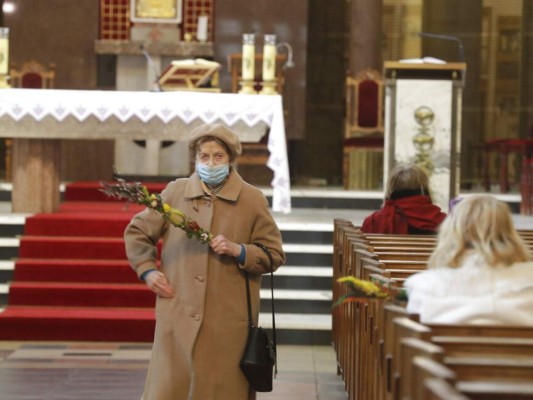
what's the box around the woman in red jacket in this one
[362,164,446,234]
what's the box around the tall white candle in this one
[196,15,208,42]
[242,34,255,81]
[262,34,276,81]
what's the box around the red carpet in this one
[0,181,168,342]
[13,259,154,283]
[63,181,167,202]
[24,212,137,237]
[9,282,156,307]
[0,306,155,341]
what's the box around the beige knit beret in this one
[188,123,242,158]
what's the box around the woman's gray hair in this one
[385,164,430,199]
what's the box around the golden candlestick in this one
[259,80,277,95]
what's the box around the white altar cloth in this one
[0,89,291,213]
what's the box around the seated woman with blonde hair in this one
[405,194,533,325]
[362,164,446,234]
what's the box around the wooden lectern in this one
[383,61,466,211]
[158,59,221,92]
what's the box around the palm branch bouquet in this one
[334,276,407,307]
[100,177,213,245]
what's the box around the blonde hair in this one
[428,194,531,268]
[385,164,430,199]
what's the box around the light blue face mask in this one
[196,162,229,186]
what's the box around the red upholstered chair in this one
[10,60,55,89]
[5,61,55,181]
[343,69,384,189]
[483,138,533,193]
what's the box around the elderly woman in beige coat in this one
[124,123,285,400]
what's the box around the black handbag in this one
[239,242,277,392]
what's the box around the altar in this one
[0,89,291,213]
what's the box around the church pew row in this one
[413,356,533,400]
[393,317,533,400]
[333,224,427,398]
[331,219,533,400]
[333,221,438,399]
[355,303,533,400]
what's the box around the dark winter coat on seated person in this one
[361,164,446,234]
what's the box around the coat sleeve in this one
[240,194,285,275]
[124,207,169,279]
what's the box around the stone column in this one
[348,0,383,76]
[520,1,533,136]
[422,0,482,185]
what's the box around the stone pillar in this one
[520,1,533,137]
[12,139,60,213]
[0,0,4,26]
[348,0,383,76]
[422,0,482,185]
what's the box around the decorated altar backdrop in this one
[0,89,291,213]
[394,80,453,211]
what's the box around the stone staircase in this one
[0,215,337,344]
[0,184,525,345]
[0,185,375,345]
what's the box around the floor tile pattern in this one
[0,342,347,400]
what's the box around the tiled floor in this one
[0,341,347,400]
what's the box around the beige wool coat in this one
[124,168,285,400]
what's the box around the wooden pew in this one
[371,245,435,253]
[413,355,533,400]
[332,227,533,400]
[332,219,359,388]
[391,318,432,399]
[433,336,533,358]
[394,318,533,400]
[343,234,434,399]
[382,305,411,400]
[411,356,456,400]
[424,378,469,400]
[445,356,533,382]
[400,337,445,399]
[360,258,427,283]
[457,380,533,399]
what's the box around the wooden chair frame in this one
[10,60,55,89]
[343,68,385,190]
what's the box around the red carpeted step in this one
[64,181,167,202]
[58,201,145,214]
[24,212,136,237]
[5,180,176,342]
[18,236,163,259]
[0,306,155,341]
[14,259,143,283]
[9,282,156,308]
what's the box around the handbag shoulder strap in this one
[244,242,277,375]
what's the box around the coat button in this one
[196,276,204,282]
[192,314,201,321]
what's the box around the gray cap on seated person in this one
[188,123,242,158]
